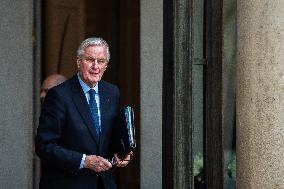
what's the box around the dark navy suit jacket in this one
[35,75,120,189]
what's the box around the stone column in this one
[140,0,163,188]
[237,0,284,188]
[0,1,35,189]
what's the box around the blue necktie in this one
[88,89,101,135]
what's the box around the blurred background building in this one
[0,0,283,189]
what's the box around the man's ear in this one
[77,59,81,69]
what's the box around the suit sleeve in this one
[35,88,82,173]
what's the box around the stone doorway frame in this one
[162,0,224,188]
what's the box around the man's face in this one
[40,79,55,103]
[40,86,49,104]
[77,45,108,88]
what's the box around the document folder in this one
[116,106,136,158]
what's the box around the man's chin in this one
[89,78,101,85]
[90,75,100,80]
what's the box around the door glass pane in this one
[223,0,237,188]
[192,0,205,188]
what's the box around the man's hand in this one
[84,155,112,172]
[114,151,133,167]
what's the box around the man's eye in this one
[86,58,93,62]
[97,60,105,64]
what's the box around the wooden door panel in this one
[44,0,85,78]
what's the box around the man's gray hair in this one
[77,37,110,62]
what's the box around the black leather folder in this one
[115,106,136,158]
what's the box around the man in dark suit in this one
[35,37,131,189]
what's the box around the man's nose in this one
[92,61,100,68]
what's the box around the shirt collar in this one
[77,73,98,94]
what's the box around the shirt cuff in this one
[79,154,86,169]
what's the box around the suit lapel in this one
[98,82,111,148]
[71,76,100,146]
